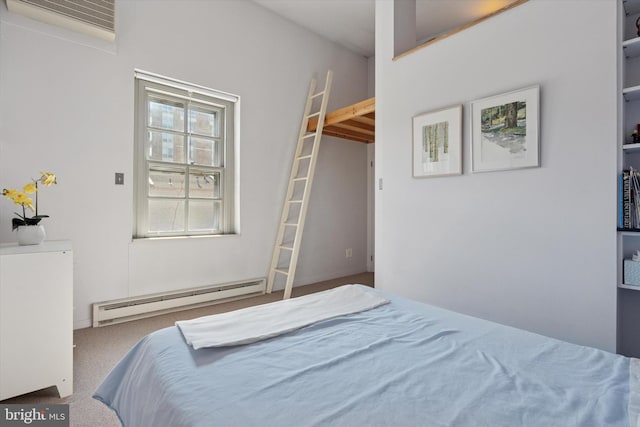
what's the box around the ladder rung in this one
[274,268,289,275]
[279,245,293,251]
[303,133,316,139]
[311,91,325,99]
[297,155,312,160]
[306,112,321,119]
[283,222,299,226]
[288,200,302,203]
[293,177,308,182]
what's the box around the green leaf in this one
[23,217,42,226]
[11,218,26,231]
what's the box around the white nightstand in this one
[0,240,73,400]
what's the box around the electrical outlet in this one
[346,248,352,258]
[115,172,124,185]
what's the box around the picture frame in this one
[471,85,540,173]
[412,104,462,178]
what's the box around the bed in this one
[94,285,640,427]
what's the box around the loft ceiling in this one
[252,0,522,58]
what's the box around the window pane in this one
[188,199,220,231]
[148,167,186,197]
[189,170,220,199]
[149,199,185,232]
[189,136,222,166]
[147,131,185,163]
[149,98,184,132]
[189,106,218,137]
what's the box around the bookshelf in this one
[623,143,640,153]
[619,228,640,234]
[623,36,640,57]
[618,0,640,357]
[623,84,640,101]
[619,283,640,291]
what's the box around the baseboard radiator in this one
[92,278,266,327]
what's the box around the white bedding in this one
[96,285,637,427]
[175,284,388,349]
[631,358,640,427]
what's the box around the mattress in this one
[94,285,637,427]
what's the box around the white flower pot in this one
[16,225,46,246]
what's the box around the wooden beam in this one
[331,127,374,138]
[322,129,373,144]
[307,97,375,132]
[351,115,375,127]
[332,119,375,135]
[350,117,376,130]
[324,97,375,126]
[329,126,374,138]
[342,118,374,130]
[323,125,373,141]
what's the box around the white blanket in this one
[176,284,388,349]
[632,358,640,427]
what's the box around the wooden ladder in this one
[266,71,333,299]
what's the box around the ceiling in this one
[252,0,521,58]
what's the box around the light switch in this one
[115,173,124,185]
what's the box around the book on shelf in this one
[620,168,640,230]
[620,172,624,228]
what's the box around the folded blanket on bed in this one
[176,284,388,349]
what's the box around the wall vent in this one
[6,0,115,41]
[92,278,266,327]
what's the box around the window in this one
[134,71,238,238]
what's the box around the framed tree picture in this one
[412,104,462,178]
[471,85,540,173]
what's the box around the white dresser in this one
[0,240,73,400]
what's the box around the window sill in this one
[130,233,239,244]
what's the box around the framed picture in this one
[412,104,462,178]
[471,85,540,173]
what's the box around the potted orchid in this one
[2,172,57,245]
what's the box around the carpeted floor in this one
[0,272,373,427]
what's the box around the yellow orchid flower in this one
[24,199,35,212]
[12,192,34,211]
[40,172,57,186]
[23,183,37,194]
[2,189,18,200]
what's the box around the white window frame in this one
[134,70,239,238]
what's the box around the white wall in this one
[0,0,369,328]
[367,55,375,272]
[375,0,618,351]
